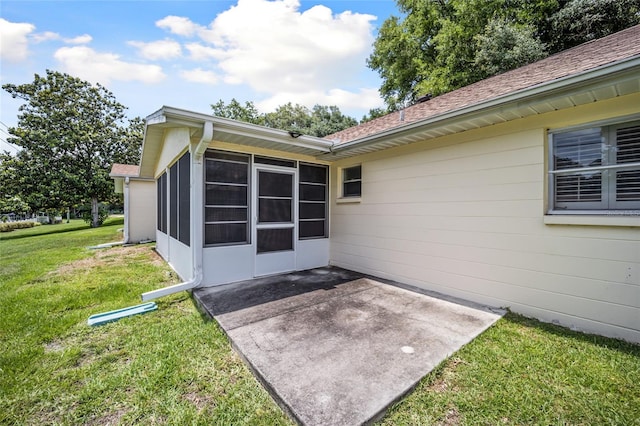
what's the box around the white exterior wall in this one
[153,127,191,276]
[127,180,156,243]
[329,94,640,343]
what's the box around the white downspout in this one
[123,177,130,244]
[141,121,213,301]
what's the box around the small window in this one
[549,120,640,213]
[342,165,361,198]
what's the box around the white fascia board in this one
[331,55,640,156]
[138,105,334,177]
[159,106,334,153]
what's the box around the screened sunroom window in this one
[156,172,167,233]
[204,151,250,246]
[549,120,640,213]
[168,152,191,245]
[299,163,328,239]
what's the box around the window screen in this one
[299,163,328,238]
[204,151,250,246]
[165,153,191,245]
[178,152,190,246]
[156,172,167,233]
[169,162,178,239]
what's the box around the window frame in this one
[167,152,191,245]
[547,117,640,215]
[299,163,328,239]
[340,164,362,199]
[156,172,167,233]
[204,150,251,247]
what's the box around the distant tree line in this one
[211,99,387,137]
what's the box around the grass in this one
[1,219,639,425]
[0,218,92,241]
[0,217,290,425]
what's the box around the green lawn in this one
[0,218,91,241]
[1,219,638,425]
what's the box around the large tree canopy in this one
[368,0,640,109]
[211,99,358,138]
[2,70,142,226]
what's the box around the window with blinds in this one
[549,120,640,212]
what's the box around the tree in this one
[362,107,394,123]
[113,116,144,166]
[211,98,264,125]
[368,0,639,110]
[211,99,358,137]
[0,152,29,216]
[474,19,548,76]
[548,0,640,52]
[2,70,141,227]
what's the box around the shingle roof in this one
[328,24,640,144]
[110,163,140,177]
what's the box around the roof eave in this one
[324,55,640,160]
[138,106,334,178]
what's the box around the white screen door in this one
[254,167,296,276]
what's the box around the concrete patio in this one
[192,267,504,425]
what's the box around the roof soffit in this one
[321,57,640,160]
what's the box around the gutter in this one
[123,177,130,244]
[160,106,334,152]
[141,120,213,301]
[330,55,640,156]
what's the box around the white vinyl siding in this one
[330,118,640,343]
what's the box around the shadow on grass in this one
[0,217,124,241]
[502,311,640,357]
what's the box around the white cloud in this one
[181,68,219,85]
[185,43,223,61]
[54,46,166,85]
[160,0,376,97]
[128,39,182,60]
[31,31,60,43]
[199,0,376,94]
[66,34,92,45]
[257,87,383,114]
[156,15,201,37]
[0,18,35,62]
[31,31,92,44]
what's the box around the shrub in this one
[0,221,41,232]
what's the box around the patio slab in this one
[192,267,504,425]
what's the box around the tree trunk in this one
[91,197,99,228]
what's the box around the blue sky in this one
[0,0,400,153]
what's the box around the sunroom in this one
[138,106,335,298]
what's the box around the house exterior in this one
[115,25,640,343]
[109,164,156,244]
